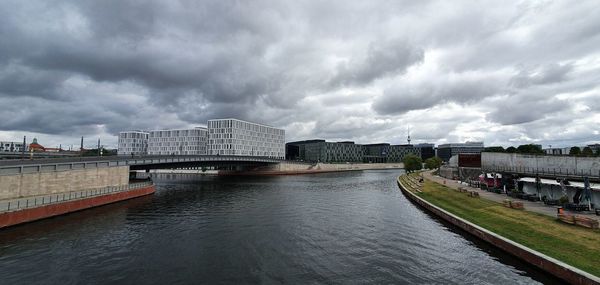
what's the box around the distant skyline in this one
[1,1,599,148]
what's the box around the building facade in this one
[0,141,27,152]
[148,127,208,155]
[363,143,390,163]
[286,139,326,160]
[414,143,435,160]
[207,118,285,158]
[117,131,149,156]
[288,140,423,163]
[437,141,484,162]
[387,144,421,163]
[303,141,363,163]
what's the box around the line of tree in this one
[483,144,600,157]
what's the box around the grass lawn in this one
[399,174,600,277]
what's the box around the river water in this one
[0,170,562,284]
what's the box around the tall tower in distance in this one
[407,126,411,145]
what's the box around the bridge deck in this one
[0,155,284,175]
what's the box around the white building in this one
[117,131,149,156]
[0,141,27,152]
[147,127,208,155]
[207,118,285,158]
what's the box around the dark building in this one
[387,144,421,162]
[414,143,435,160]
[363,143,390,163]
[285,139,325,160]
[287,139,421,163]
[304,141,363,163]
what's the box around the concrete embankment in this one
[222,162,404,175]
[0,183,155,229]
[396,175,600,285]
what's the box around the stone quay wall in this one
[0,166,129,200]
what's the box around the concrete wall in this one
[233,162,404,175]
[0,166,129,200]
[482,153,600,177]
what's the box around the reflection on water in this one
[0,170,563,284]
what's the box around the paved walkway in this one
[421,171,600,222]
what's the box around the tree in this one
[596,148,600,157]
[516,144,544,154]
[569,146,581,156]
[483,146,505,152]
[581,147,594,157]
[424,156,443,170]
[403,154,423,173]
[506,146,517,153]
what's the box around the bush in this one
[403,154,423,173]
[424,156,443,170]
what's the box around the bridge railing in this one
[482,165,600,180]
[0,155,285,175]
[0,181,153,213]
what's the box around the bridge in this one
[0,155,284,175]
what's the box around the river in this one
[0,170,562,284]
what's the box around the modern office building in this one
[207,118,285,159]
[0,141,27,152]
[387,144,421,162]
[147,127,208,155]
[303,141,363,163]
[437,141,484,162]
[117,131,149,156]
[363,143,390,163]
[286,139,326,160]
[287,140,422,163]
[414,143,435,160]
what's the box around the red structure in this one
[28,138,45,152]
[0,185,155,228]
[458,153,481,168]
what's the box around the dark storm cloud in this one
[0,0,599,147]
[372,72,505,115]
[330,39,424,87]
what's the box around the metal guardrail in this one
[0,181,153,213]
[483,165,600,179]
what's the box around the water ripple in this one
[0,170,564,284]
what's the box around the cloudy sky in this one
[1,0,599,149]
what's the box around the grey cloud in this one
[510,63,573,88]
[485,94,570,125]
[0,0,599,148]
[331,40,424,87]
[372,73,505,115]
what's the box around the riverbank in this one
[221,162,404,175]
[397,173,600,285]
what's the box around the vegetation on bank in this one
[402,154,422,173]
[424,156,443,170]
[399,174,600,277]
